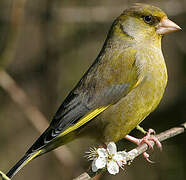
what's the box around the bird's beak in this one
[156,18,181,35]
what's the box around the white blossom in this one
[107,160,119,175]
[86,142,129,175]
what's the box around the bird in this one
[6,3,181,179]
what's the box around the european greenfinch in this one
[6,3,181,179]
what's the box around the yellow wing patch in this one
[16,149,43,174]
[25,150,42,165]
[58,78,142,138]
[133,76,144,89]
[60,105,111,137]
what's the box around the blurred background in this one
[0,0,185,180]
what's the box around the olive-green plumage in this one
[6,4,181,179]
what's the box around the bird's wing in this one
[28,47,140,152]
[51,83,130,138]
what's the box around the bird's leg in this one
[125,128,162,163]
[136,125,147,134]
[136,127,162,150]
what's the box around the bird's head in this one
[111,4,181,46]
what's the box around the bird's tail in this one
[6,150,42,179]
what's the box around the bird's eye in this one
[143,15,154,24]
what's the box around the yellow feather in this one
[59,78,141,138]
[25,150,42,166]
[60,105,111,137]
[133,76,143,89]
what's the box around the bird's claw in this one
[142,152,154,163]
[138,129,162,151]
[125,128,162,163]
[147,128,156,135]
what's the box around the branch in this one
[74,122,186,180]
[0,0,83,175]
[0,69,79,170]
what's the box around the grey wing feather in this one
[27,91,90,152]
[27,81,129,153]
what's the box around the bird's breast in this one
[98,46,168,142]
[135,46,168,102]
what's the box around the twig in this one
[0,0,82,175]
[74,122,186,180]
[0,69,77,169]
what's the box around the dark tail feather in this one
[6,154,30,179]
[6,150,42,179]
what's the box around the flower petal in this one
[113,153,123,162]
[92,159,98,172]
[107,161,119,175]
[107,142,117,155]
[95,157,107,169]
[97,148,108,158]
[113,153,126,166]
[117,151,128,157]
